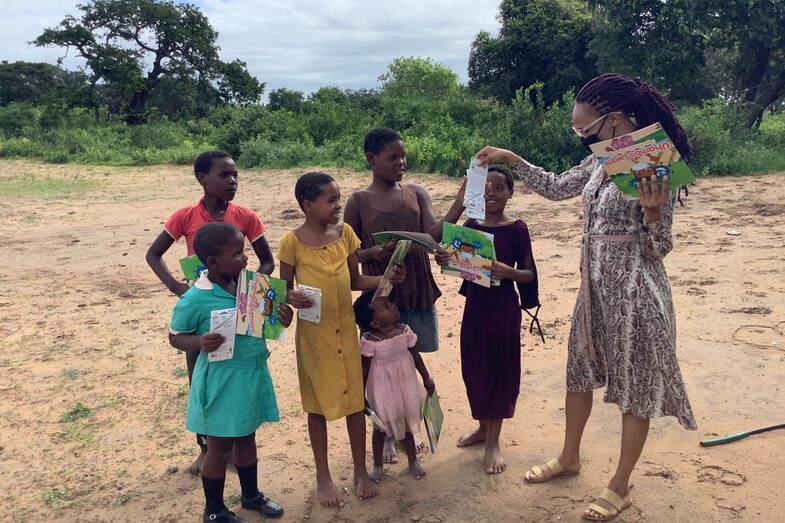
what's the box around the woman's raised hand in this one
[474,146,519,166]
[638,175,669,224]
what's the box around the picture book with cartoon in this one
[422,390,444,454]
[179,254,207,283]
[440,222,496,288]
[589,122,695,198]
[235,269,287,340]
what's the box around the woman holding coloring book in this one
[474,73,696,521]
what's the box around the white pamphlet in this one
[297,285,322,323]
[464,157,488,220]
[208,308,237,362]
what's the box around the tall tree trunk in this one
[743,69,785,130]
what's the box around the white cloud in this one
[1,0,501,93]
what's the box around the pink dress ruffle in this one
[361,326,422,441]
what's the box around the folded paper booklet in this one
[208,308,237,362]
[589,122,695,198]
[297,285,322,323]
[464,157,488,220]
[440,222,496,288]
[422,390,444,454]
[372,231,440,253]
[179,254,207,284]
[235,269,287,340]
[372,239,410,301]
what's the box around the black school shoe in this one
[240,493,284,518]
[203,508,249,523]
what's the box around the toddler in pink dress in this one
[354,292,435,481]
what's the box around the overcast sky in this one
[2,0,502,94]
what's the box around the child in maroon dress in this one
[454,165,538,474]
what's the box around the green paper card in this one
[179,254,206,283]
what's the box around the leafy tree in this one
[0,61,90,107]
[268,87,305,113]
[468,0,596,104]
[34,0,263,123]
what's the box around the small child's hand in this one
[278,303,294,327]
[455,175,467,203]
[287,289,315,309]
[489,261,514,281]
[389,263,406,285]
[369,243,396,263]
[433,247,451,266]
[423,376,435,396]
[199,333,226,352]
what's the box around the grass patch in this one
[0,175,97,198]
[171,366,188,378]
[66,424,94,445]
[62,368,89,380]
[42,487,69,509]
[61,403,92,423]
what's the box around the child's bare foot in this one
[408,461,426,480]
[369,464,384,483]
[354,472,379,500]
[485,446,506,474]
[316,478,344,508]
[456,427,485,448]
[414,434,425,454]
[383,436,398,464]
[186,449,206,476]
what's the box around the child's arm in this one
[412,179,467,242]
[251,236,275,275]
[347,252,406,291]
[488,255,535,284]
[362,354,371,389]
[409,348,435,396]
[279,261,315,308]
[146,231,189,297]
[344,193,395,264]
[168,332,225,353]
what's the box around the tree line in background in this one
[1,0,784,176]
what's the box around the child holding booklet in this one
[439,165,537,475]
[168,222,292,523]
[277,172,405,508]
[353,292,435,482]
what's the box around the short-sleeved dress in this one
[169,272,279,437]
[360,326,422,440]
[459,219,535,420]
[514,156,696,429]
[277,223,365,421]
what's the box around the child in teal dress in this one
[169,222,292,523]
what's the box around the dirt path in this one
[1,160,783,522]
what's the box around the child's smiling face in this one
[367,140,407,183]
[305,181,342,224]
[484,170,513,213]
[198,156,239,201]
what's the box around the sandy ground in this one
[0,160,784,522]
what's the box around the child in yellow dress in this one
[277,172,405,508]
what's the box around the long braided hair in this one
[576,73,691,163]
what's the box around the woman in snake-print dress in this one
[475,74,695,521]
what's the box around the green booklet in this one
[440,222,496,288]
[372,239,410,301]
[589,122,695,198]
[422,390,444,454]
[179,254,207,283]
[372,230,440,253]
[235,269,287,340]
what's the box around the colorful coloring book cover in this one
[440,222,495,288]
[235,270,287,340]
[422,390,444,454]
[179,254,207,283]
[589,122,695,198]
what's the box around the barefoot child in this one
[443,165,537,474]
[354,292,435,482]
[147,150,275,474]
[344,127,464,462]
[277,172,405,508]
[168,222,291,523]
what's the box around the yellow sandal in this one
[583,487,632,521]
[524,458,579,483]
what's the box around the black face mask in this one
[580,116,614,152]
